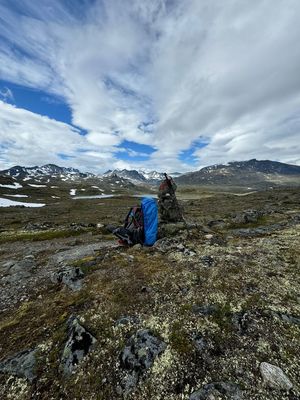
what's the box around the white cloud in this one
[0,0,300,171]
[0,100,116,172]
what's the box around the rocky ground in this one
[0,187,299,399]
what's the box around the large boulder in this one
[60,316,97,376]
[51,265,84,291]
[120,329,166,392]
[0,348,37,382]
[260,362,293,391]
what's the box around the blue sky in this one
[0,0,300,173]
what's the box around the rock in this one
[0,349,37,382]
[141,286,152,293]
[231,209,263,225]
[271,311,300,326]
[1,256,36,284]
[51,242,114,264]
[192,334,208,351]
[131,243,142,251]
[1,260,15,273]
[153,238,175,252]
[51,265,84,291]
[60,316,97,376]
[200,256,214,267]
[192,304,218,316]
[260,362,293,391]
[24,222,53,231]
[207,219,226,228]
[231,223,286,237]
[176,243,185,251]
[190,382,243,399]
[232,312,250,335]
[120,329,166,392]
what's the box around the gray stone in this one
[232,312,250,335]
[51,265,84,291]
[231,209,263,225]
[272,311,300,326]
[201,256,214,267]
[131,243,142,251]
[24,222,53,231]
[260,362,293,391]
[190,382,243,400]
[60,316,97,376]
[50,242,116,264]
[1,256,36,284]
[0,349,37,382]
[192,334,208,351]
[120,329,166,392]
[207,219,226,228]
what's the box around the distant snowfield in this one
[0,197,45,207]
[0,182,23,189]
[4,194,28,198]
[70,189,77,196]
[28,184,47,187]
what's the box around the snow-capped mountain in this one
[0,164,94,181]
[103,169,180,183]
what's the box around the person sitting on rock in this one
[158,174,183,223]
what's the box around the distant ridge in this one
[175,159,300,187]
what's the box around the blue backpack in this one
[141,197,158,246]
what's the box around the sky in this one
[0,0,300,173]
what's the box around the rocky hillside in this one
[176,159,300,188]
[0,187,299,399]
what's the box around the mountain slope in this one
[0,164,93,180]
[176,159,300,188]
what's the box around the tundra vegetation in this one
[0,186,299,399]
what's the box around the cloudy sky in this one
[0,0,300,173]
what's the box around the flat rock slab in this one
[0,349,37,382]
[50,241,117,264]
[260,362,293,391]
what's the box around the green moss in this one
[0,228,94,243]
[211,303,233,332]
[169,321,193,354]
[227,215,269,230]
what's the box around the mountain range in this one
[1,159,300,189]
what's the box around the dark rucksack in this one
[123,205,144,245]
[108,197,158,246]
